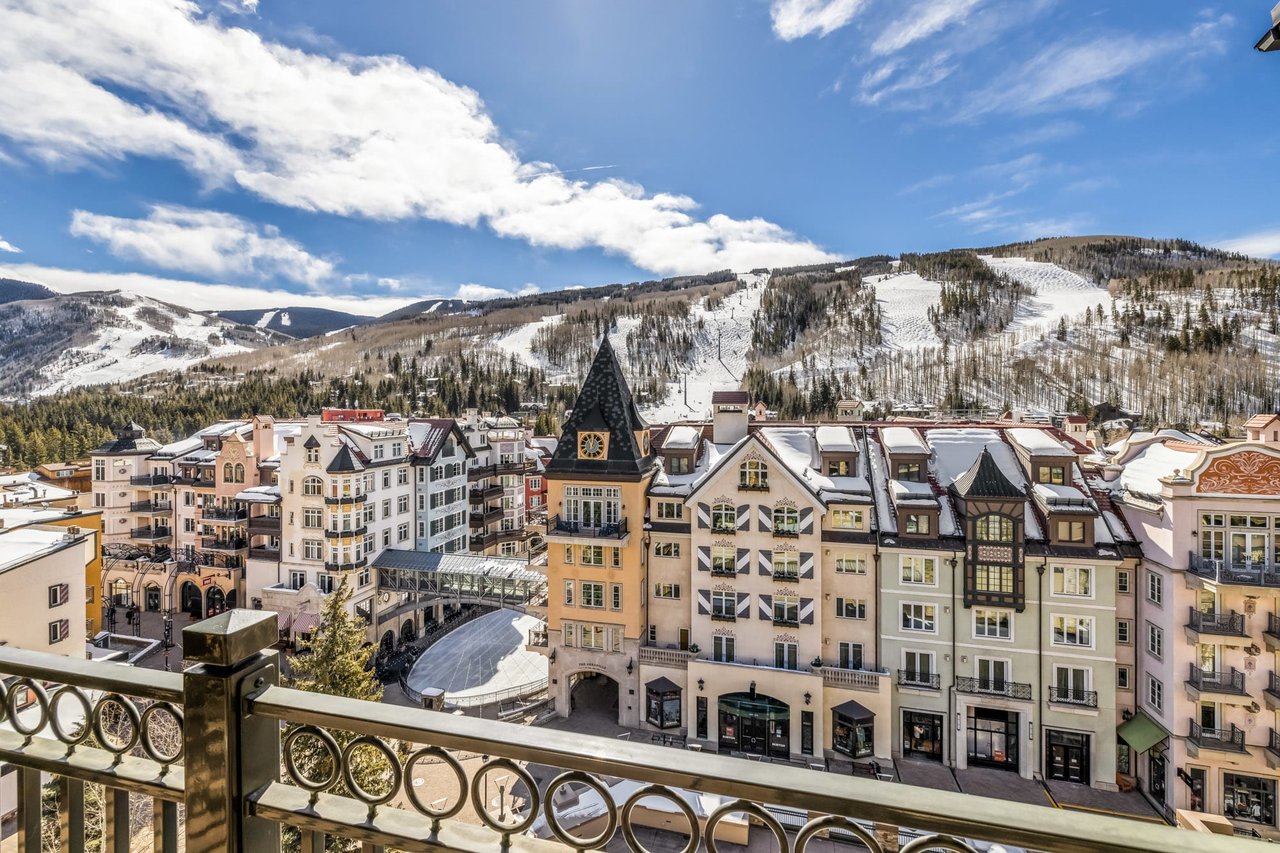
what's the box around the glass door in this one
[978,658,1009,693]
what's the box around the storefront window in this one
[645,679,681,729]
[833,712,874,758]
[1149,752,1166,802]
[1224,774,1276,825]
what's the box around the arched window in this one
[773,505,799,536]
[222,463,233,482]
[233,463,245,483]
[302,476,323,497]
[975,514,1014,542]
[710,502,737,532]
[739,460,769,490]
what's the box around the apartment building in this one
[0,505,103,634]
[1105,415,1280,828]
[0,521,94,655]
[408,418,473,554]
[460,413,534,557]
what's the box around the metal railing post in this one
[182,610,282,853]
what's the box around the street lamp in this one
[1258,2,1280,52]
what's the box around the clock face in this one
[578,432,606,459]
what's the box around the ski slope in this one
[980,255,1111,332]
[869,271,944,351]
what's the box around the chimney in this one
[712,391,749,445]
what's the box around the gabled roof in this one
[303,435,321,449]
[1246,413,1280,429]
[547,337,653,476]
[326,442,364,474]
[951,447,1025,500]
[408,418,474,462]
[711,391,749,406]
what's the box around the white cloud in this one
[70,205,337,288]
[0,262,417,314]
[871,0,985,56]
[0,0,835,276]
[770,0,868,41]
[456,282,539,302]
[0,236,20,253]
[1216,229,1280,259]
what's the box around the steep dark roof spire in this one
[952,446,1024,499]
[547,336,653,476]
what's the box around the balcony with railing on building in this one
[130,524,172,541]
[956,676,1033,701]
[324,556,368,572]
[248,544,280,561]
[1270,728,1280,761]
[129,472,172,487]
[323,491,367,505]
[546,515,627,540]
[324,525,368,539]
[1189,718,1248,753]
[1189,551,1280,587]
[201,505,247,523]
[247,513,281,534]
[469,484,503,504]
[200,536,248,553]
[1048,686,1099,708]
[0,618,1255,853]
[1267,612,1280,650]
[130,499,173,515]
[470,506,503,528]
[1186,606,1248,637]
[897,669,941,689]
[1187,664,1249,699]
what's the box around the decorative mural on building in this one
[1196,450,1280,495]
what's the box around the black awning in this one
[832,698,875,722]
[646,676,680,693]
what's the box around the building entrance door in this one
[1045,730,1089,784]
[717,692,790,758]
[903,710,943,760]
[967,707,1018,770]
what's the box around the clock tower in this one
[542,336,658,725]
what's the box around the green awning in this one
[1118,710,1168,754]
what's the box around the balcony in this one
[200,537,248,553]
[129,473,172,487]
[324,526,368,539]
[639,644,698,669]
[1187,665,1249,699]
[818,666,890,691]
[201,506,247,523]
[956,677,1033,701]
[323,493,367,505]
[130,525,172,541]
[1270,729,1280,762]
[772,617,800,628]
[772,571,800,583]
[0,626,1250,853]
[898,670,941,690]
[324,557,368,572]
[1186,607,1247,637]
[1189,719,1248,753]
[710,612,736,622]
[710,523,737,535]
[1189,551,1280,587]
[546,515,628,541]
[1048,687,1099,708]
[772,526,800,539]
[470,507,503,527]
[248,546,280,561]
[1267,672,1280,710]
[469,485,503,504]
[247,515,281,534]
[130,499,172,514]
[710,564,737,577]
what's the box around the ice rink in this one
[405,608,547,703]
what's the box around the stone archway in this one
[400,619,417,644]
[226,589,238,610]
[380,630,395,653]
[206,586,227,616]
[568,671,620,724]
[180,581,202,617]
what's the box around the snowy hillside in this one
[0,291,278,398]
[981,256,1111,333]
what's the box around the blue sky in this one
[0,0,1275,314]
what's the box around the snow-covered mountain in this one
[215,306,373,339]
[0,290,281,398]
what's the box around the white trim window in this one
[900,556,937,586]
[1052,565,1092,597]
[653,583,681,600]
[1147,572,1162,605]
[654,542,681,558]
[1052,614,1093,648]
[830,509,862,530]
[901,602,936,633]
[1147,675,1163,713]
[973,608,1012,640]
[1147,623,1163,659]
[580,582,605,609]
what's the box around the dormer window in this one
[827,459,850,476]
[1056,520,1087,543]
[1037,465,1066,485]
[670,456,691,474]
[896,462,921,481]
[905,514,931,535]
[739,460,768,490]
[975,514,1015,543]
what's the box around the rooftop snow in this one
[664,425,701,450]
[0,525,78,573]
[816,425,857,453]
[1117,441,1200,498]
[1008,428,1075,457]
[890,480,937,505]
[881,427,927,454]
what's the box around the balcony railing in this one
[1187,607,1247,636]
[324,557,368,572]
[130,525,172,541]
[201,506,247,522]
[247,515,282,534]
[773,571,800,583]
[737,479,770,492]
[956,676,1033,701]
[324,526,368,539]
[470,507,503,526]
[1048,687,1099,707]
[1187,665,1248,696]
[1270,672,1280,702]
[0,625,1253,853]
[200,537,248,552]
[710,523,737,534]
[1189,719,1248,753]
[547,515,628,540]
[773,526,800,539]
[817,666,890,691]
[1268,613,1280,645]
[710,612,736,622]
[323,493,367,505]
[639,644,698,668]
[1270,728,1280,759]
[129,473,172,486]
[897,670,941,689]
[130,499,172,514]
[248,546,280,561]
[469,485,503,504]
[1189,551,1280,587]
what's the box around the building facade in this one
[408,418,473,554]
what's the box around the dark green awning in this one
[832,698,875,722]
[1118,710,1168,754]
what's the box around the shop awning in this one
[831,698,875,722]
[1117,710,1168,754]
[292,612,321,637]
[646,676,680,693]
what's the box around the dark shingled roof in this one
[547,337,653,477]
[951,447,1024,499]
[93,423,162,455]
[711,390,750,405]
[303,435,321,449]
[326,442,364,474]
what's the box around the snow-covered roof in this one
[236,485,280,503]
[1115,441,1200,498]
[0,472,78,505]
[881,426,927,454]
[758,427,872,501]
[664,425,701,450]
[0,506,91,526]
[925,429,1024,489]
[1008,428,1075,458]
[0,525,81,573]
[816,425,857,453]
[890,480,937,506]
[1032,483,1094,512]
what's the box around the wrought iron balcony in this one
[1270,671,1280,703]
[199,537,248,553]
[710,523,737,534]
[1048,687,1099,707]
[1187,665,1248,696]
[1189,719,1248,753]
[1268,613,1280,648]
[737,479,770,492]
[897,669,941,689]
[129,525,172,541]
[247,514,281,534]
[323,493,367,505]
[772,526,801,538]
[1186,607,1247,637]
[1270,728,1280,760]
[0,625,1252,853]
[956,676,1033,701]
[772,570,800,583]
[1189,551,1280,587]
[200,506,247,522]
[129,473,172,487]
[546,514,628,540]
[324,557,368,572]
[324,525,368,539]
[130,499,172,514]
